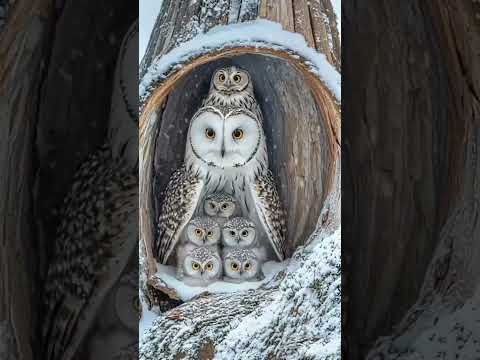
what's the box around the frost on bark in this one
[139,1,341,359]
[367,129,480,359]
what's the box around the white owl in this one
[223,247,264,282]
[222,217,257,248]
[178,246,222,286]
[155,67,286,265]
[203,191,238,227]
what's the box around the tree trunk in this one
[0,2,53,358]
[343,0,480,358]
[139,1,341,359]
[0,1,136,359]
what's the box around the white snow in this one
[215,227,341,359]
[139,290,159,341]
[139,0,164,63]
[140,19,341,105]
[154,260,287,301]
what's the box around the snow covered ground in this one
[153,260,287,302]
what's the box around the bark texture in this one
[0,1,137,359]
[343,0,480,358]
[0,2,53,358]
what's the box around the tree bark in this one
[343,0,480,358]
[0,2,53,358]
[0,1,136,359]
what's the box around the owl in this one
[179,246,222,285]
[155,70,286,265]
[184,216,221,247]
[203,191,238,226]
[222,217,257,248]
[203,66,263,122]
[41,22,138,360]
[223,247,264,282]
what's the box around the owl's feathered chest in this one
[185,152,264,218]
[203,92,262,120]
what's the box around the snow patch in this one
[155,260,287,302]
[332,0,341,36]
[140,19,341,105]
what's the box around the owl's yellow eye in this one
[192,262,200,270]
[230,230,236,236]
[206,230,213,238]
[206,262,214,271]
[232,128,244,140]
[231,262,240,272]
[218,73,226,82]
[205,128,216,139]
[221,203,228,210]
[195,228,203,237]
[233,74,241,83]
[244,262,251,270]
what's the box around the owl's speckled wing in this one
[250,170,287,260]
[41,145,138,360]
[156,165,204,263]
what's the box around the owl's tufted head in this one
[210,66,253,95]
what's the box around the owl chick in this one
[176,217,220,279]
[223,247,264,282]
[179,246,222,286]
[222,217,257,248]
[203,192,237,227]
[183,216,221,247]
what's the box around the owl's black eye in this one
[232,128,244,140]
[230,230,236,236]
[218,73,226,82]
[221,203,228,210]
[210,203,216,209]
[231,263,239,271]
[206,230,213,237]
[241,230,248,237]
[205,128,216,139]
[244,262,251,270]
[233,74,241,83]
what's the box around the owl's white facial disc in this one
[188,110,261,169]
[183,247,221,281]
[204,192,236,218]
[222,217,256,247]
[223,248,260,281]
[212,67,250,93]
[186,217,221,246]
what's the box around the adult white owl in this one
[155,68,286,264]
